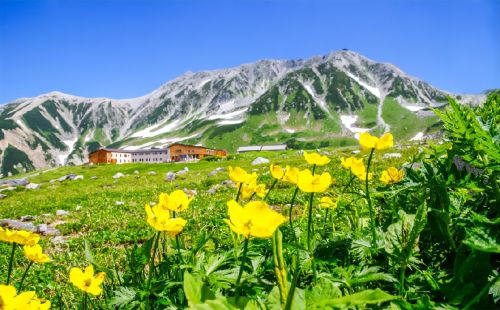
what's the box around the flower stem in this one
[284,260,302,310]
[306,192,317,283]
[264,179,278,201]
[365,148,377,247]
[18,261,33,292]
[235,183,243,202]
[6,243,16,285]
[234,238,250,302]
[288,186,299,227]
[175,234,184,265]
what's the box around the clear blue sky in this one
[0,0,498,103]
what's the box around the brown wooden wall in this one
[89,150,115,164]
[168,144,227,161]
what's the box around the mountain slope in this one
[0,50,484,176]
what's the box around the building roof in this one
[261,144,287,151]
[237,144,287,152]
[168,143,226,152]
[237,146,262,152]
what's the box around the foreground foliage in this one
[0,92,499,309]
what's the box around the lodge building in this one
[88,143,227,165]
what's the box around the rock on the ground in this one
[74,175,84,180]
[134,170,139,174]
[252,157,270,165]
[0,187,16,192]
[208,167,225,177]
[56,210,70,216]
[50,179,56,184]
[50,236,66,245]
[221,180,236,188]
[115,201,125,206]
[0,178,28,187]
[0,219,36,231]
[351,150,361,154]
[0,194,6,199]
[176,170,187,176]
[20,215,35,221]
[113,172,125,179]
[75,205,82,211]
[184,188,197,196]
[25,183,41,190]
[207,184,221,194]
[165,171,176,181]
[383,153,402,159]
[148,171,157,175]
[90,176,98,180]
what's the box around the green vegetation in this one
[22,108,67,150]
[1,144,35,176]
[382,96,440,139]
[0,92,499,309]
[42,100,73,133]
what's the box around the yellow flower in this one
[241,182,268,199]
[0,228,40,246]
[380,167,405,185]
[319,197,337,209]
[355,172,373,181]
[228,166,257,184]
[270,164,285,179]
[297,169,332,193]
[69,265,106,296]
[283,166,299,185]
[145,204,187,236]
[23,244,50,263]
[28,297,51,310]
[224,200,286,238]
[340,156,363,170]
[158,190,192,212]
[359,132,394,151]
[303,151,331,166]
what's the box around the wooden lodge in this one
[88,144,227,165]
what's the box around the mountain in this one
[0,50,485,176]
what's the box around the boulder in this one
[50,236,66,245]
[0,187,16,192]
[148,171,157,175]
[0,219,36,231]
[56,210,70,216]
[208,167,225,177]
[0,178,28,187]
[383,153,402,159]
[134,170,139,175]
[252,157,270,165]
[20,215,35,222]
[113,172,125,179]
[165,171,176,181]
[25,183,41,190]
[73,175,84,180]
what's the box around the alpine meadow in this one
[1,0,500,308]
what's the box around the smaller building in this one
[131,148,170,163]
[236,144,287,154]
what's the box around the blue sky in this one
[0,0,498,103]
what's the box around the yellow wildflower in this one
[359,132,394,151]
[228,166,257,184]
[158,190,192,212]
[0,284,50,310]
[297,169,332,193]
[319,197,337,209]
[0,228,40,246]
[69,265,106,296]
[283,166,299,185]
[340,156,363,170]
[241,182,268,199]
[224,200,286,238]
[270,164,285,180]
[23,244,50,263]
[145,204,187,236]
[380,167,405,185]
[304,151,331,166]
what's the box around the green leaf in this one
[314,289,397,308]
[184,271,216,307]
[463,226,500,253]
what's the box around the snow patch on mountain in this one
[131,119,182,138]
[344,71,380,98]
[58,138,78,165]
